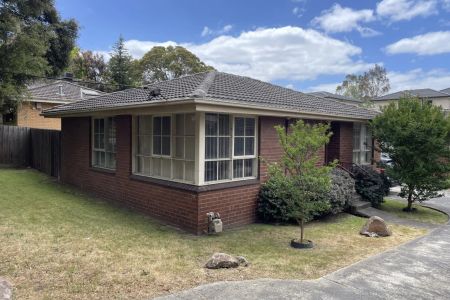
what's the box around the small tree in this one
[266,120,335,244]
[371,97,450,211]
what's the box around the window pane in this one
[205,114,218,136]
[234,137,244,156]
[94,134,100,149]
[138,116,152,135]
[138,135,151,156]
[244,159,253,177]
[185,137,195,160]
[175,114,184,136]
[219,114,230,135]
[106,152,116,169]
[185,113,196,136]
[245,118,255,136]
[205,161,217,182]
[245,137,254,155]
[218,161,230,180]
[235,117,245,136]
[185,161,195,182]
[353,124,361,151]
[233,159,243,178]
[152,158,161,176]
[161,158,171,178]
[205,137,217,159]
[175,137,184,158]
[137,156,151,175]
[173,160,184,180]
[153,136,161,155]
[162,116,171,135]
[219,137,230,158]
[98,133,104,149]
[153,117,161,135]
[161,136,171,156]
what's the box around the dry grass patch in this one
[0,169,426,299]
[381,199,448,225]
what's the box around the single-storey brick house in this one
[17,80,104,130]
[43,71,378,234]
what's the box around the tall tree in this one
[107,36,137,90]
[371,97,450,211]
[0,0,78,123]
[336,64,390,102]
[69,48,107,83]
[138,46,215,84]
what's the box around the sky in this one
[55,0,450,93]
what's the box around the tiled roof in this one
[441,88,450,95]
[307,91,362,103]
[27,80,104,103]
[374,89,450,101]
[43,71,378,120]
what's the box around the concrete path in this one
[0,278,12,300]
[155,196,450,300]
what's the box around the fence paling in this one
[0,125,60,178]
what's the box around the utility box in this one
[206,212,223,234]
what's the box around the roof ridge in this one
[190,71,216,98]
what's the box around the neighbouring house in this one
[42,71,378,234]
[373,88,450,112]
[17,80,104,130]
[307,91,362,105]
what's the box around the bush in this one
[380,171,392,196]
[326,168,355,215]
[352,165,385,207]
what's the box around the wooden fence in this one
[0,125,61,178]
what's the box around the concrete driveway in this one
[155,196,450,300]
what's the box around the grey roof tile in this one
[374,89,450,101]
[441,88,450,95]
[43,71,377,120]
[27,80,104,103]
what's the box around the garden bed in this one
[0,169,426,299]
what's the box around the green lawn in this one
[0,169,426,300]
[381,199,448,225]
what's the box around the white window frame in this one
[352,123,372,165]
[91,117,116,170]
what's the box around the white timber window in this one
[92,117,116,169]
[352,123,372,165]
[134,113,195,183]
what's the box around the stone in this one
[0,277,12,300]
[205,253,239,269]
[360,216,392,237]
[236,256,250,267]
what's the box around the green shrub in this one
[326,168,355,215]
[257,173,292,224]
[352,165,385,208]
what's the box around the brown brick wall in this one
[60,115,353,234]
[326,121,353,168]
[17,102,61,130]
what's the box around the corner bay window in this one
[353,123,372,165]
[133,113,257,185]
[92,117,116,169]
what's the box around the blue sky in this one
[56,0,450,93]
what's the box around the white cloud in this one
[292,7,305,18]
[376,0,438,22]
[388,68,450,91]
[201,24,233,37]
[386,31,450,55]
[312,4,377,36]
[443,0,450,11]
[113,26,374,82]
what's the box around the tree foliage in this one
[107,36,138,90]
[138,46,215,84]
[264,120,335,243]
[336,64,390,103]
[0,0,78,121]
[371,97,450,211]
[69,48,107,83]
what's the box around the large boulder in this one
[360,216,392,237]
[0,277,12,300]
[205,253,240,269]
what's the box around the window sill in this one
[129,174,260,192]
[89,166,116,175]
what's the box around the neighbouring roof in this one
[307,91,362,103]
[441,88,450,95]
[374,89,450,101]
[43,71,378,120]
[26,80,105,103]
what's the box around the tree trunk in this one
[300,219,304,244]
[405,189,414,212]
